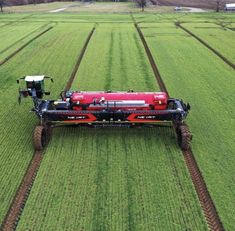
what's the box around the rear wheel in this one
[176,124,192,151]
[33,126,47,151]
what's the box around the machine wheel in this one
[33,126,47,151]
[177,125,192,151]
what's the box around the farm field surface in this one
[0,8,234,231]
[140,22,235,230]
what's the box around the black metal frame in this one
[34,97,190,126]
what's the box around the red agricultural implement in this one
[17,76,192,151]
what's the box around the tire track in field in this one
[135,23,225,231]
[175,22,235,70]
[0,26,53,67]
[0,151,43,231]
[0,26,96,231]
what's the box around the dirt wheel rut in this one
[0,151,43,231]
[183,149,225,231]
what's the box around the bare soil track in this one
[0,27,95,231]
[0,151,43,231]
[176,22,235,70]
[184,150,224,231]
[0,26,53,66]
[135,23,225,231]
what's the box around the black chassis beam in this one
[36,99,188,124]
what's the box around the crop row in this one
[140,22,235,231]
[0,22,93,225]
[16,24,207,230]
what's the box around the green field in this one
[0,6,234,231]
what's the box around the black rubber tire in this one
[177,125,192,151]
[33,126,47,151]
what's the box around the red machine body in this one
[70,91,168,111]
[17,75,192,151]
